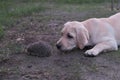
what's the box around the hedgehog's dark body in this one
[27,41,52,57]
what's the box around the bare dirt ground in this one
[0,2,120,80]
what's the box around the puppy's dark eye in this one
[67,33,73,39]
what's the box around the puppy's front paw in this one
[85,49,99,57]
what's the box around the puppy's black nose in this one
[56,43,61,49]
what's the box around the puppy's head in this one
[56,21,89,51]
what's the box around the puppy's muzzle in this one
[56,43,62,50]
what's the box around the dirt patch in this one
[1,50,120,80]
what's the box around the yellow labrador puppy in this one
[56,13,120,56]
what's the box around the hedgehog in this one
[26,41,52,57]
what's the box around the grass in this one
[0,0,46,37]
[0,25,4,38]
[0,1,46,25]
[58,3,104,12]
[53,0,107,4]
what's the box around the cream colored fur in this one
[56,13,120,56]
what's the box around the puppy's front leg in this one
[85,40,118,56]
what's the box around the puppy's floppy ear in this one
[76,26,89,49]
